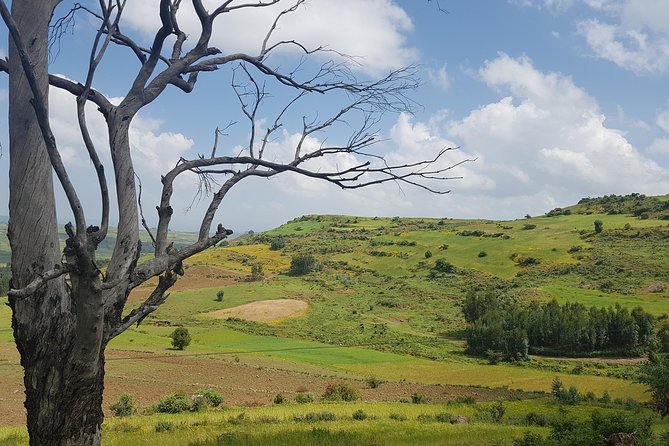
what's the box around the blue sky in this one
[1,0,668,232]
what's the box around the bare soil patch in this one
[206,299,308,323]
[0,347,531,426]
[128,265,243,303]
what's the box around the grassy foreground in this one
[1,399,667,446]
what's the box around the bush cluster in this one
[321,382,359,402]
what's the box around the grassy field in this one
[1,399,667,446]
[1,196,668,443]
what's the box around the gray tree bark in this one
[8,1,105,445]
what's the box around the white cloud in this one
[121,0,417,76]
[441,54,669,210]
[516,0,669,74]
[575,0,669,74]
[577,18,669,74]
[649,138,669,154]
[426,65,450,90]
[657,107,669,133]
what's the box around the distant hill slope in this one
[0,224,197,265]
[197,193,668,361]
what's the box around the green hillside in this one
[2,194,669,444]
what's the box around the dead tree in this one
[1,1,466,444]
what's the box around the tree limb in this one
[8,265,73,298]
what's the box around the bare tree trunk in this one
[8,1,105,445]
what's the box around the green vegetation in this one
[639,353,669,417]
[169,328,191,350]
[1,194,669,443]
[110,394,135,417]
[321,382,360,402]
[464,289,655,358]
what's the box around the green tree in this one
[289,254,317,276]
[270,237,286,250]
[638,353,669,416]
[170,327,191,350]
[594,219,603,233]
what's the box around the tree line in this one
[463,289,656,360]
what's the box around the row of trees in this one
[464,290,656,360]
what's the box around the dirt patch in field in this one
[128,265,243,303]
[206,299,308,323]
[0,346,537,426]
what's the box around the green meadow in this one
[1,195,669,443]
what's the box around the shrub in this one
[352,409,367,420]
[366,376,383,389]
[321,382,359,402]
[567,245,582,253]
[489,401,506,423]
[433,259,455,274]
[411,392,424,404]
[551,378,581,405]
[522,224,537,230]
[424,250,432,259]
[517,256,540,266]
[273,393,285,404]
[435,412,455,423]
[524,412,547,426]
[190,394,209,412]
[295,392,314,404]
[250,262,264,281]
[154,421,174,433]
[170,327,191,350]
[215,290,225,302]
[302,412,336,422]
[156,393,190,413]
[110,394,135,417]
[513,431,545,446]
[594,219,603,233]
[289,253,319,276]
[194,388,224,408]
[270,237,285,250]
[389,413,407,421]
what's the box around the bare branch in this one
[107,272,178,340]
[259,1,304,57]
[8,264,73,298]
[136,173,157,248]
[133,224,233,286]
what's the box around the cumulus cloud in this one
[578,18,669,74]
[438,54,669,214]
[515,0,669,74]
[578,0,669,74]
[120,0,417,76]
